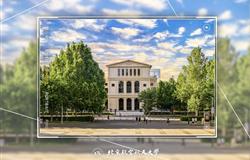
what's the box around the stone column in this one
[131,80,134,94]
[132,98,135,111]
[124,98,127,111]
[124,80,126,93]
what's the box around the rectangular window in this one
[118,69,120,76]
[126,69,128,76]
[122,69,124,76]
[138,69,140,76]
[134,69,136,76]
[130,69,132,76]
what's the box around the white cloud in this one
[219,10,232,20]
[235,0,248,3]
[178,27,185,35]
[232,40,250,52]
[157,41,178,52]
[185,36,208,48]
[203,48,215,57]
[71,19,105,32]
[153,31,169,40]
[111,27,140,39]
[13,14,36,31]
[218,23,238,37]
[111,0,167,11]
[102,8,142,15]
[50,29,86,42]
[116,19,157,29]
[190,28,202,36]
[198,8,208,16]
[45,0,93,13]
[239,24,250,35]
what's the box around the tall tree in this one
[1,41,37,139]
[42,41,107,115]
[217,38,238,138]
[176,47,214,115]
[157,78,180,111]
[139,87,157,115]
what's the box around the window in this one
[112,83,115,87]
[127,81,132,93]
[122,69,124,76]
[134,69,136,76]
[150,83,154,86]
[126,69,128,76]
[119,98,124,111]
[135,81,140,93]
[119,81,124,93]
[130,69,132,76]
[127,98,132,110]
[143,84,147,87]
[118,69,120,76]
[134,98,140,110]
[138,69,140,76]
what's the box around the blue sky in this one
[1,0,249,79]
[39,18,216,80]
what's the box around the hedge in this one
[180,116,203,121]
[41,116,94,122]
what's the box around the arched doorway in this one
[127,98,132,110]
[134,98,140,110]
[127,81,131,93]
[119,98,124,111]
[134,81,140,93]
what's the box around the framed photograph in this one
[38,17,216,138]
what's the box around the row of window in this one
[118,81,140,93]
[111,81,154,93]
[118,68,140,76]
[119,98,140,111]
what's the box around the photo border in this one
[37,16,217,139]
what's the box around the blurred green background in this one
[0,0,249,160]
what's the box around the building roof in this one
[106,60,151,68]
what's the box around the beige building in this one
[106,60,157,113]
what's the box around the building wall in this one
[107,61,157,112]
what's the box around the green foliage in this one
[176,47,215,115]
[139,87,157,115]
[1,41,37,134]
[156,78,183,111]
[40,41,107,115]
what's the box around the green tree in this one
[139,87,157,115]
[41,41,107,115]
[217,38,238,138]
[1,41,37,141]
[176,47,214,115]
[157,78,181,111]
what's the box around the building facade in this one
[106,60,157,112]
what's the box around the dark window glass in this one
[119,98,124,111]
[118,69,120,76]
[138,69,140,76]
[135,81,140,93]
[143,84,146,87]
[134,69,136,76]
[122,69,124,76]
[130,69,132,76]
[134,98,140,110]
[127,81,131,93]
[112,83,115,87]
[127,98,132,110]
[150,83,153,86]
[126,69,128,76]
[119,81,124,93]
